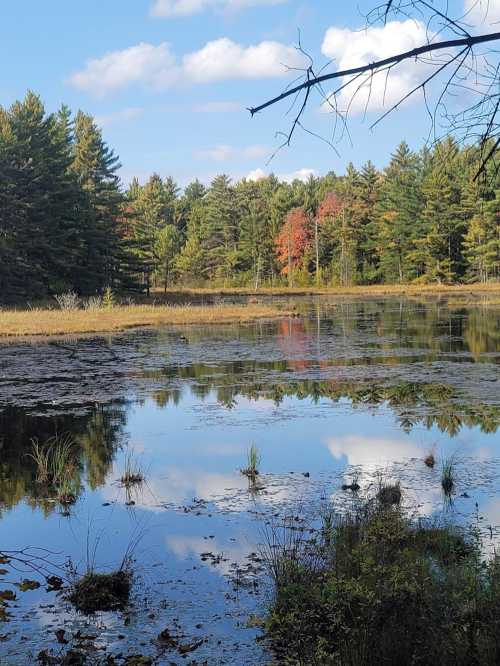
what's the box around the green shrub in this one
[264,499,500,665]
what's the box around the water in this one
[0,296,499,664]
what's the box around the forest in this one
[1,91,499,303]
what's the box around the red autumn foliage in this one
[316,192,343,224]
[275,207,312,274]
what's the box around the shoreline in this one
[155,282,500,298]
[1,283,499,340]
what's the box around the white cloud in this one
[321,20,433,114]
[70,38,305,96]
[166,534,253,576]
[327,434,421,468]
[246,167,267,181]
[281,167,316,182]
[182,38,305,83]
[196,144,269,161]
[69,42,177,97]
[246,167,316,182]
[150,0,287,18]
[94,107,144,128]
[193,100,243,113]
[464,0,500,28]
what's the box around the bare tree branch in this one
[249,32,500,116]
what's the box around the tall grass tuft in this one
[119,449,145,487]
[29,439,52,484]
[54,291,80,310]
[241,443,261,479]
[83,295,103,311]
[376,479,402,506]
[28,434,79,505]
[441,456,456,495]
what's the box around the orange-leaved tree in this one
[275,207,311,285]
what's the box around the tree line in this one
[1,93,499,302]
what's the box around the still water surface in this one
[0,296,499,664]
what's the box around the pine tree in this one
[357,161,380,282]
[202,175,237,283]
[128,174,169,294]
[416,139,465,282]
[375,142,422,283]
[7,92,80,296]
[72,110,127,293]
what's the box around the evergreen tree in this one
[202,175,237,283]
[375,141,422,283]
[71,110,127,293]
[416,139,465,282]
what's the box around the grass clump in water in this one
[441,455,456,495]
[28,434,80,505]
[264,493,500,665]
[120,450,145,487]
[68,569,131,614]
[424,450,436,468]
[376,479,402,506]
[241,443,261,480]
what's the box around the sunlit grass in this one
[0,303,288,338]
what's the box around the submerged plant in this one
[241,443,261,479]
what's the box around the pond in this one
[0,295,499,664]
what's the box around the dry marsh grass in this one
[0,303,289,338]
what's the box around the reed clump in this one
[441,456,456,495]
[376,479,402,506]
[119,450,145,487]
[241,444,261,480]
[28,434,79,505]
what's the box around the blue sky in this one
[0,0,496,188]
